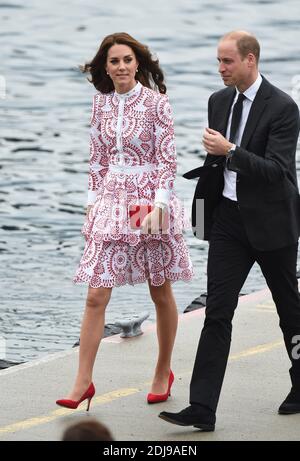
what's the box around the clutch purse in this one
[129,204,154,229]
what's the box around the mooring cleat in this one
[114,312,149,338]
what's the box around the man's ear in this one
[248,53,256,67]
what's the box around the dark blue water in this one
[1,0,300,362]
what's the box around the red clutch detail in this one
[129,205,154,229]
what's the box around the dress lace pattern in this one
[73,82,194,287]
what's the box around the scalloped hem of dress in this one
[72,271,194,288]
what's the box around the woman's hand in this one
[86,205,93,216]
[141,207,163,234]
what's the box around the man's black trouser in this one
[190,197,300,412]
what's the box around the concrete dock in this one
[0,287,299,441]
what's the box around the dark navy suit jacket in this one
[184,77,300,250]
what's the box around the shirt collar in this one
[236,73,262,102]
[114,81,142,99]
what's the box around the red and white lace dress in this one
[73,81,193,288]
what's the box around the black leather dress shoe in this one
[278,388,300,414]
[159,405,216,431]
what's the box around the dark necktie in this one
[229,93,246,143]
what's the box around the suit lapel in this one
[240,77,272,148]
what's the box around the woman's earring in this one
[136,68,138,73]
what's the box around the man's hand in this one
[202,128,233,155]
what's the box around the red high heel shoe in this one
[56,383,95,411]
[147,371,174,404]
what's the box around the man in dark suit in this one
[159,31,300,431]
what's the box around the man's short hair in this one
[221,31,260,64]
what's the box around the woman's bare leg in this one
[66,286,112,400]
[148,280,178,394]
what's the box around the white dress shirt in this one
[223,73,263,201]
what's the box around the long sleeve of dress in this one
[153,94,177,206]
[87,94,109,205]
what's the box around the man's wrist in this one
[226,143,236,159]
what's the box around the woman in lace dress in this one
[56,33,193,410]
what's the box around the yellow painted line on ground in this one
[258,304,275,309]
[257,300,275,307]
[0,340,285,436]
[0,388,138,435]
[257,306,277,314]
[256,302,276,309]
[229,340,283,361]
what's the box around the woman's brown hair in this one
[80,32,166,94]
